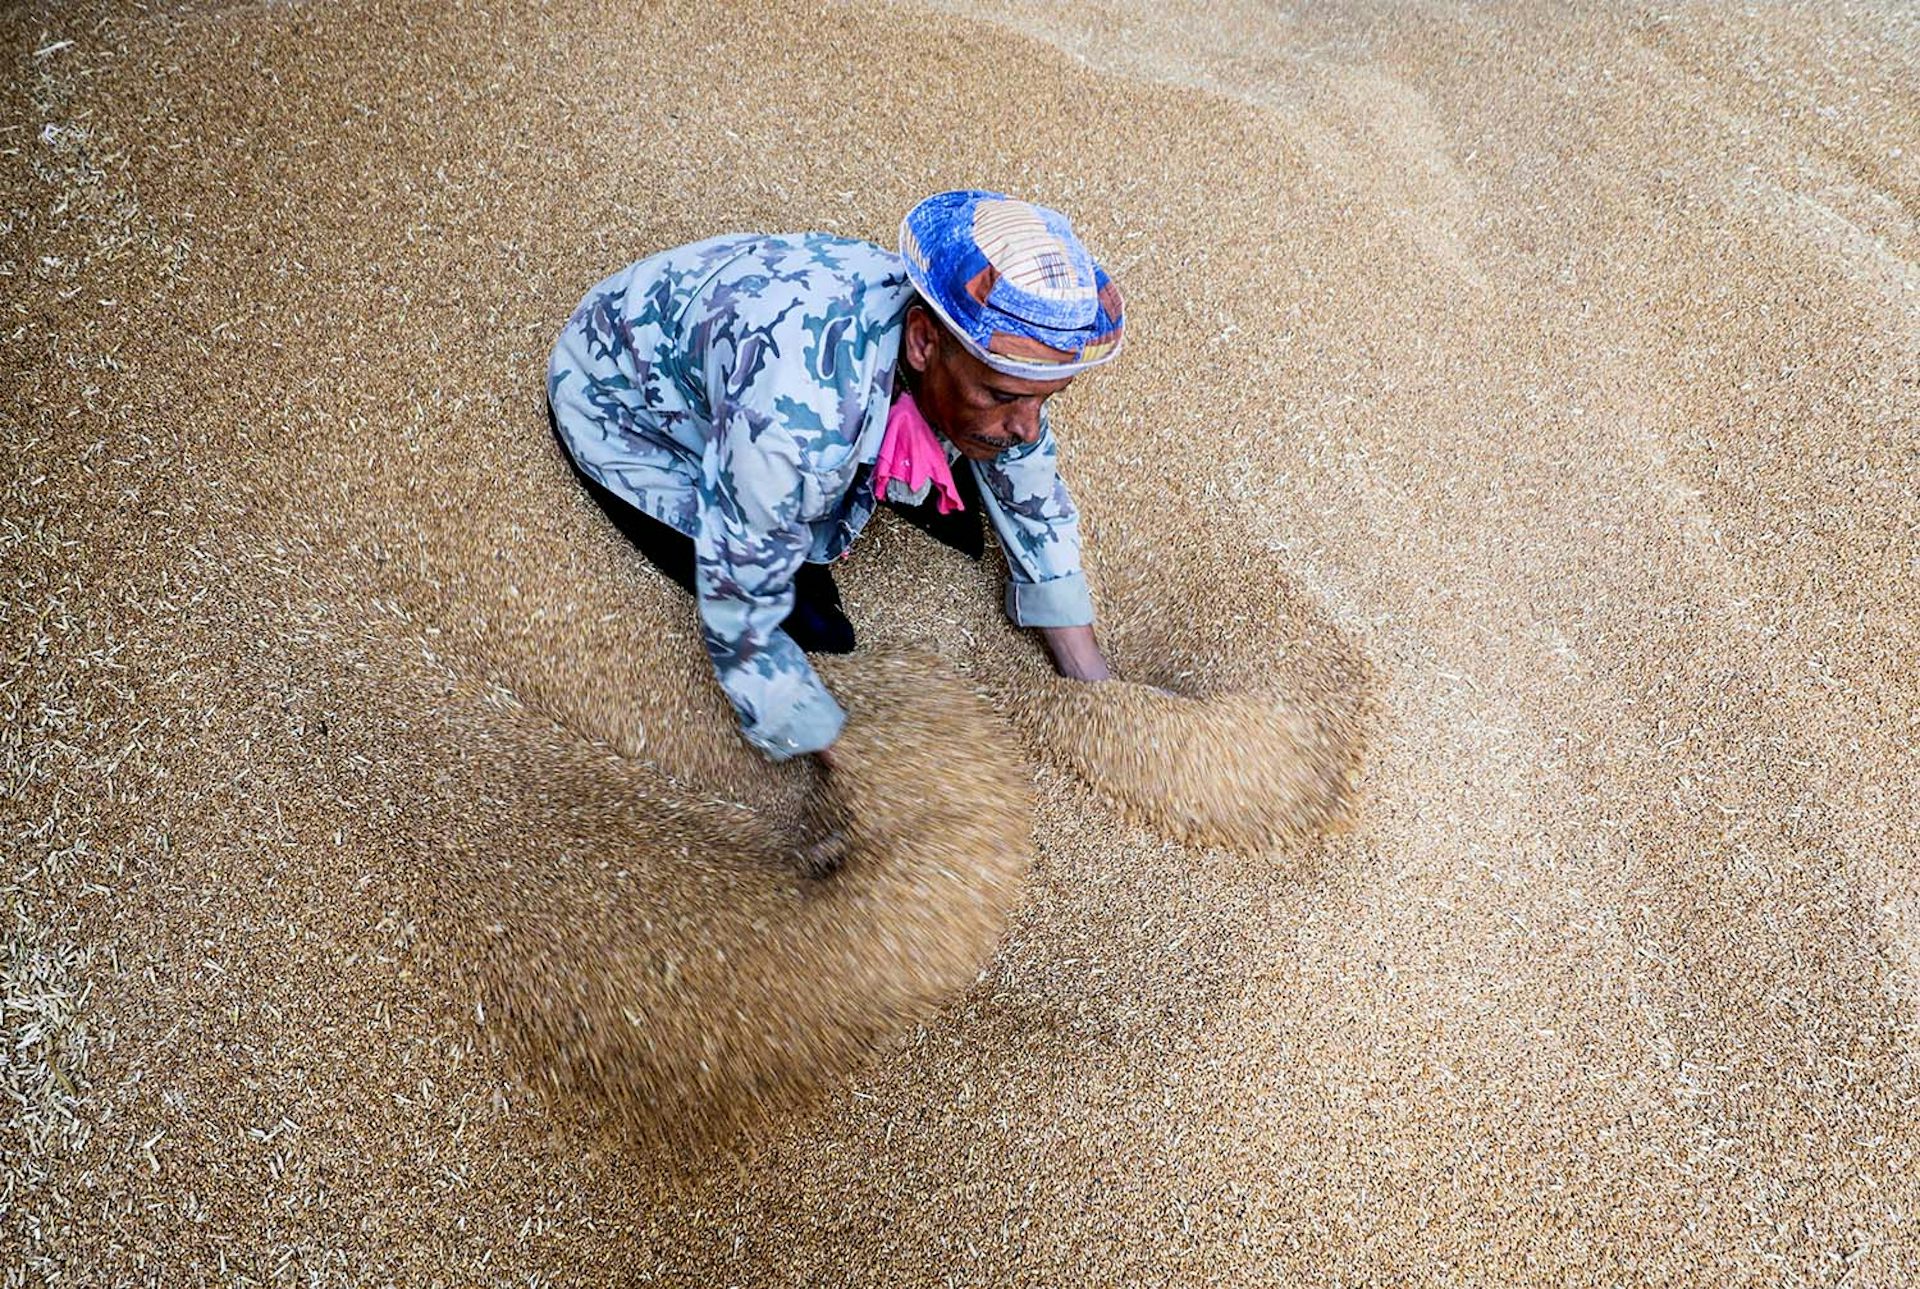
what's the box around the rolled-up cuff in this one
[1004,571,1095,628]
[744,678,847,762]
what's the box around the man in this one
[546,190,1125,765]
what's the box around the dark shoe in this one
[782,598,856,654]
[884,459,987,560]
[891,499,986,559]
[784,562,856,654]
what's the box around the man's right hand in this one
[793,828,849,878]
[791,745,848,877]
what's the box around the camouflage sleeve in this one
[692,405,846,761]
[969,407,1095,628]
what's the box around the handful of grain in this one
[998,514,1372,853]
[435,651,1032,1153]
[1018,677,1361,851]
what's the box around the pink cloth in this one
[873,391,965,515]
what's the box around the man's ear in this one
[904,305,937,375]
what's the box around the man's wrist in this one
[1038,624,1112,682]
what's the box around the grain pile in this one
[7,0,1918,1285]
[426,651,1034,1153]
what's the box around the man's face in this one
[903,306,1074,462]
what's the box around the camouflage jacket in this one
[547,233,1092,760]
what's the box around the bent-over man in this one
[546,189,1125,765]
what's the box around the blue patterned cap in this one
[899,190,1126,381]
